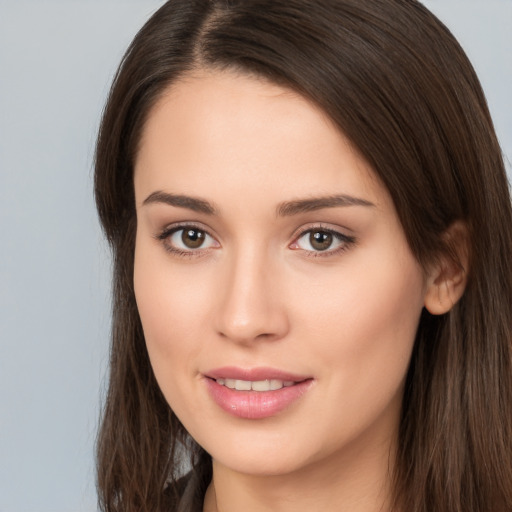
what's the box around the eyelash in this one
[155,222,217,258]
[155,223,356,259]
[290,226,356,258]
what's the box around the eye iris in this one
[310,231,333,251]
[182,229,205,249]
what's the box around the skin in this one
[133,70,464,512]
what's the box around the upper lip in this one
[204,366,311,382]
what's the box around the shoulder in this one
[164,471,206,512]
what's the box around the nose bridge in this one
[215,241,288,344]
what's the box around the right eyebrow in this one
[142,191,218,215]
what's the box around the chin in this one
[189,423,321,477]
[211,448,310,477]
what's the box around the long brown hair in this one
[94,1,512,511]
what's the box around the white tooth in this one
[225,379,236,389]
[216,378,225,386]
[270,379,284,390]
[252,380,271,391]
[284,381,295,387]
[235,379,252,391]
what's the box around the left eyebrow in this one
[276,194,375,217]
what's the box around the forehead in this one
[134,70,386,210]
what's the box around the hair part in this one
[94,1,512,511]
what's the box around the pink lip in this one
[204,366,313,420]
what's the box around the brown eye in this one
[160,226,219,254]
[182,228,206,249]
[290,227,354,255]
[309,231,333,251]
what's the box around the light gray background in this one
[0,2,510,511]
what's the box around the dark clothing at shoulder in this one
[164,471,206,512]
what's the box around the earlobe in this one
[424,221,469,315]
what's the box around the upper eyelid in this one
[291,223,354,240]
[293,229,355,245]
[157,221,215,238]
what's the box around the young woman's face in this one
[134,71,427,478]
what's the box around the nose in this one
[214,246,289,345]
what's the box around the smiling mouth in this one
[215,378,297,391]
[205,375,313,419]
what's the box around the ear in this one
[424,221,469,315]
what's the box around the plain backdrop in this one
[0,2,510,511]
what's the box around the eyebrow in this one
[142,191,374,217]
[276,194,375,216]
[142,191,217,215]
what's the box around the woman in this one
[94,1,512,511]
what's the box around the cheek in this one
[292,247,425,406]
[134,245,216,429]
[133,237,207,386]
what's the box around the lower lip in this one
[204,378,313,419]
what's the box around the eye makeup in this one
[154,221,357,260]
[290,226,356,258]
[154,222,220,258]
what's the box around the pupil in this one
[182,229,205,249]
[310,231,332,251]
